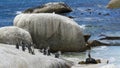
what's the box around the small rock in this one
[98,12,102,15]
[103,13,110,16]
[83,34,91,43]
[78,59,101,64]
[78,61,85,64]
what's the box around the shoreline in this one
[63,56,114,68]
[62,45,120,68]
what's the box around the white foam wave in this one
[92,46,108,51]
[101,32,120,37]
[77,8,86,12]
[77,17,104,22]
[79,25,86,30]
[109,57,116,62]
[16,11,22,14]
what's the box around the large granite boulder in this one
[23,2,72,14]
[0,26,32,45]
[14,13,86,52]
[0,43,72,68]
[107,0,120,8]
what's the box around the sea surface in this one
[63,46,120,68]
[0,0,120,67]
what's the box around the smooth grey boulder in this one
[0,43,72,68]
[14,13,86,52]
[107,0,120,9]
[23,2,72,14]
[0,26,32,45]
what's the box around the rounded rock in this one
[107,0,120,9]
[14,13,85,52]
[0,26,32,45]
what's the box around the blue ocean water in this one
[0,0,120,37]
[63,46,120,67]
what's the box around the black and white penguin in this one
[46,47,51,56]
[31,44,35,55]
[21,41,26,51]
[85,50,97,64]
[43,48,46,55]
[55,51,61,58]
[27,43,32,53]
[16,43,19,49]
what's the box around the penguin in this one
[21,41,26,51]
[107,60,109,64]
[43,48,46,55]
[85,50,97,64]
[31,45,35,55]
[28,43,32,53]
[46,47,51,56]
[16,42,19,49]
[55,51,61,58]
[31,49,35,55]
[22,45,26,51]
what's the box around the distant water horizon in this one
[0,0,120,36]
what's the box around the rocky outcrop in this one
[87,40,109,46]
[23,2,72,14]
[83,34,91,43]
[107,0,120,9]
[99,36,120,40]
[86,34,120,47]
[0,43,72,68]
[78,59,101,64]
[14,13,86,52]
[0,26,32,45]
